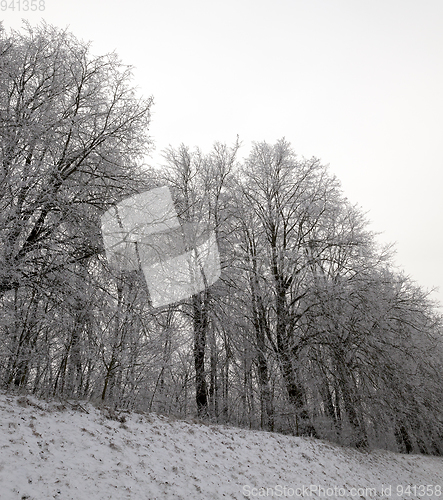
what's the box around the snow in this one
[0,393,441,499]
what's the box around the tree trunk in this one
[193,291,208,418]
[255,310,273,431]
[209,328,218,420]
[257,350,273,431]
[337,362,368,448]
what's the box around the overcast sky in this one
[3,0,443,306]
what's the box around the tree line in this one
[1,22,442,455]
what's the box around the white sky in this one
[3,0,443,307]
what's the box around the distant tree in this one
[228,186,275,431]
[303,212,443,451]
[161,141,237,418]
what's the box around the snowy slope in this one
[0,393,441,500]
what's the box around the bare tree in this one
[237,139,347,434]
[0,22,153,297]
[161,141,237,418]
[0,21,152,391]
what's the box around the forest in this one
[1,22,443,456]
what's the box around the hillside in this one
[0,392,441,499]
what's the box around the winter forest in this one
[1,22,443,457]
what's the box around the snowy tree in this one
[0,22,152,390]
[0,22,152,297]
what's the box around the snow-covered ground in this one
[0,392,441,499]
